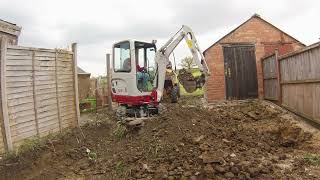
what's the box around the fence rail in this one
[0,37,80,153]
[262,42,320,124]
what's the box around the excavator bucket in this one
[178,69,206,93]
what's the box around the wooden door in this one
[223,45,258,100]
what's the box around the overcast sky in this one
[1,0,319,76]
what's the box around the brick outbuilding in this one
[204,14,305,102]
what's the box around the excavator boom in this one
[155,25,210,101]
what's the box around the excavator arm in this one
[154,25,210,101]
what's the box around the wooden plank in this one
[7,91,33,100]
[35,80,56,85]
[8,103,34,114]
[39,127,60,137]
[37,61,56,67]
[9,114,35,126]
[6,76,32,82]
[37,103,58,113]
[37,98,57,107]
[35,88,56,95]
[6,48,32,56]
[6,60,32,66]
[61,114,76,122]
[60,106,75,113]
[6,71,33,77]
[1,37,13,151]
[36,93,57,101]
[34,66,56,71]
[7,45,53,52]
[7,55,32,60]
[57,67,73,71]
[7,65,33,71]
[38,122,60,133]
[7,86,33,95]
[34,51,56,58]
[35,71,56,76]
[9,118,36,129]
[58,79,73,83]
[7,95,33,107]
[281,79,320,84]
[35,75,56,81]
[37,110,58,119]
[37,114,59,125]
[9,108,35,119]
[57,86,74,92]
[6,81,32,88]
[59,101,75,107]
[35,84,56,90]
[11,129,37,143]
[58,82,74,88]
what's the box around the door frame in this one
[222,43,257,100]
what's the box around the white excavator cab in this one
[111,40,159,113]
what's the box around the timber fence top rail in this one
[278,42,320,61]
[7,45,73,54]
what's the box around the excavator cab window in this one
[134,41,156,92]
[113,41,131,72]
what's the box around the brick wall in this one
[204,16,304,102]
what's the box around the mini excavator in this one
[111,25,210,119]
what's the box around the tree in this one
[179,56,196,71]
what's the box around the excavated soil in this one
[1,98,320,179]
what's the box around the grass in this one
[80,98,97,113]
[113,122,127,140]
[2,131,70,160]
[304,154,320,166]
[4,135,47,159]
[115,161,125,173]
[179,68,204,96]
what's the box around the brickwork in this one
[204,15,305,102]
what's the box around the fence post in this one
[95,78,98,113]
[261,57,265,99]
[106,54,112,110]
[54,50,62,132]
[72,43,81,126]
[275,49,282,104]
[31,51,40,137]
[0,37,13,151]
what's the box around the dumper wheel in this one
[171,85,179,103]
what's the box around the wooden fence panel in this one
[0,38,79,152]
[6,47,37,146]
[262,54,278,100]
[280,43,320,124]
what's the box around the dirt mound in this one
[0,98,319,179]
